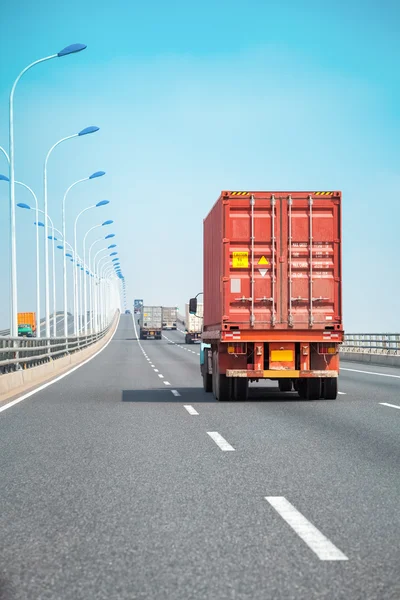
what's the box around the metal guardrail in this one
[0,320,114,375]
[341,334,400,355]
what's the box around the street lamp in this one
[73,201,110,334]
[44,126,100,339]
[87,231,115,333]
[82,220,113,335]
[62,170,105,337]
[18,203,61,337]
[0,174,42,337]
[8,43,87,338]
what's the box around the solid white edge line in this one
[380,402,400,410]
[171,390,181,397]
[0,313,121,415]
[184,405,199,415]
[341,367,400,379]
[265,497,348,561]
[207,431,235,452]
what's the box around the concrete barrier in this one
[0,314,119,404]
[341,351,400,368]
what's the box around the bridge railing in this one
[341,334,400,355]
[0,321,113,375]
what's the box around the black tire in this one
[233,378,248,401]
[323,378,338,400]
[297,380,307,399]
[306,378,322,400]
[185,334,191,344]
[212,351,231,401]
[202,366,212,393]
[278,379,293,393]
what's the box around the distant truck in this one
[17,312,36,337]
[162,307,178,330]
[185,302,203,344]
[139,306,162,340]
[192,190,343,401]
[134,299,144,314]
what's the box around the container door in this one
[284,194,340,327]
[224,195,281,327]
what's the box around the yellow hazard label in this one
[258,256,269,265]
[314,191,333,196]
[232,252,249,268]
[231,191,249,196]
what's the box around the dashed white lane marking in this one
[171,390,181,397]
[265,497,348,561]
[163,381,171,386]
[158,374,164,378]
[341,367,400,379]
[150,364,155,368]
[207,432,235,452]
[338,392,346,395]
[184,405,199,415]
[380,402,400,410]
[154,369,159,372]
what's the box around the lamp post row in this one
[1,44,124,338]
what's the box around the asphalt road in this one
[0,315,399,599]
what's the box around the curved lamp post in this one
[8,44,87,338]
[0,174,41,338]
[82,220,113,335]
[62,170,105,337]
[73,201,110,335]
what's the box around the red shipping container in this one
[203,190,343,340]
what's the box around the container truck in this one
[191,190,343,401]
[162,307,178,330]
[17,312,37,337]
[185,302,203,344]
[139,306,162,340]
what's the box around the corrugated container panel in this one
[140,306,162,329]
[203,191,342,333]
[185,303,203,333]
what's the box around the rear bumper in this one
[225,369,338,379]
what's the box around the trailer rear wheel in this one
[306,378,322,400]
[212,351,231,401]
[278,379,293,393]
[233,378,248,401]
[202,366,212,393]
[323,378,338,400]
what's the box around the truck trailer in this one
[192,190,343,401]
[162,307,178,330]
[17,312,37,337]
[139,306,162,340]
[185,302,203,344]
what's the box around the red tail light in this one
[227,342,247,354]
[317,343,337,355]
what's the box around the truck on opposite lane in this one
[139,306,162,340]
[192,190,343,401]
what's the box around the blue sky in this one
[0,0,399,330]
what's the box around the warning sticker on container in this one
[258,256,269,265]
[232,252,248,268]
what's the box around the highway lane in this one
[0,315,399,599]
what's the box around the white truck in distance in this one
[185,302,203,344]
[162,307,178,330]
[139,306,162,340]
